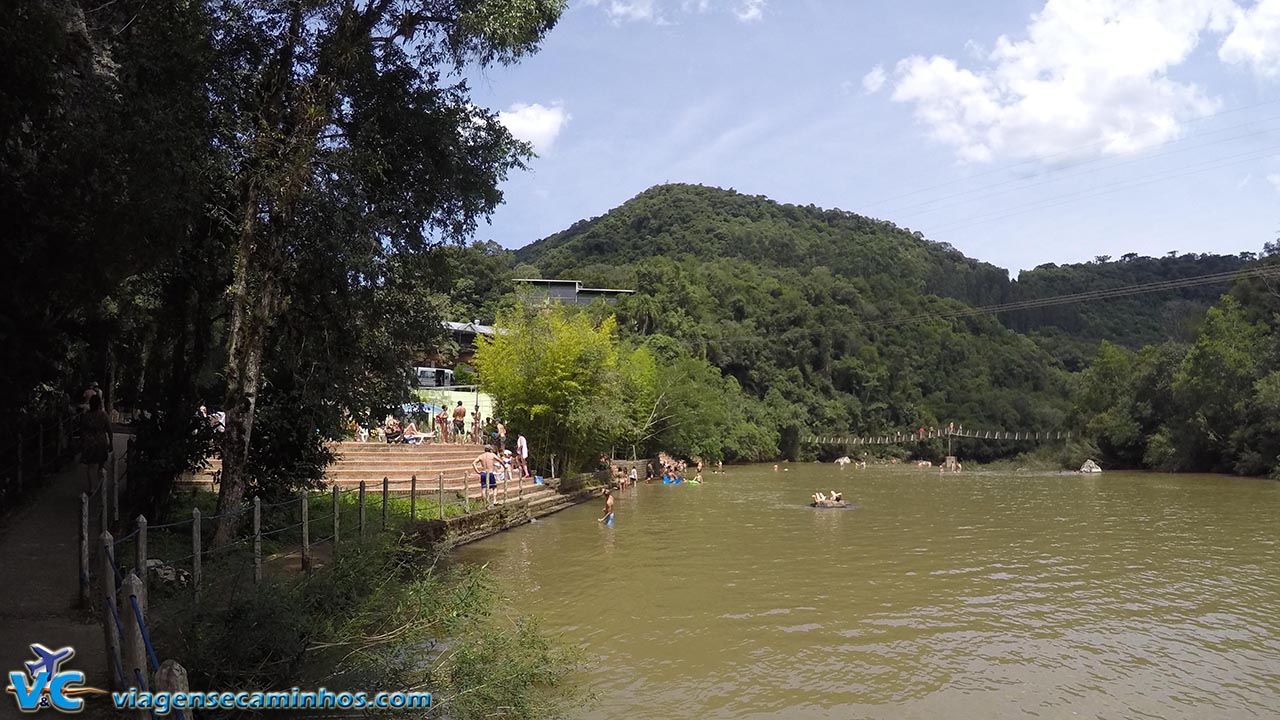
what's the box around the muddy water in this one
[455,464,1280,719]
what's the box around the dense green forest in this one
[506,184,1278,476]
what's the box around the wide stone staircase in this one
[184,442,574,514]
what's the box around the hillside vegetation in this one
[506,183,1277,475]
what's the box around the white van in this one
[412,367,454,388]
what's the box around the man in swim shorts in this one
[452,401,467,443]
[598,490,614,526]
[472,444,500,505]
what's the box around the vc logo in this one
[6,644,102,713]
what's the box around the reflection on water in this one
[454,464,1280,719]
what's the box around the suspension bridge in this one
[804,426,1075,447]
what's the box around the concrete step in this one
[322,468,478,479]
[331,442,485,453]
[326,459,478,470]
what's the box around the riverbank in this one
[417,478,600,547]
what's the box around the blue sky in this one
[469,0,1280,275]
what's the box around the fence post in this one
[463,473,470,514]
[438,471,444,520]
[100,469,108,532]
[550,454,556,482]
[191,508,201,603]
[99,530,121,691]
[519,469,524,499]
[110,451,119,523]
[301,491,310,573]
[120,573,148,711]
[358,481,366,539]
[125,438,135,501]
[381,476,388,531]
[503,471,509,505]
[135,515,148,600]
[331,486,340,558]
[410,474,417,521]
[253,497,262,584]
[79,494,91,609]
[154,659,189,702]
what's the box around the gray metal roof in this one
[443,321,497,335]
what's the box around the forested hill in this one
[517,184,1252,368]
[516,183,1011,308]
[507,183,1267,463]
[1006,253,1251,369]
[515,184,1071,461]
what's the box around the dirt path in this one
[0,431,130,712]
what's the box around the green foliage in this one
[473,303,624,472]
[516,187,1072,463]
[475,302,780,468]
[1074,288,1280,476]
[159,536,580,719]
[1008,252,1248,369]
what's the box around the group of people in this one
[370,402,506,446]
[811,490,843,504]
[641,452,720,486]
[469,431,531,504]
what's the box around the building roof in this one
[577,287,636,295]
[443,321,497,336]
[513,278,579,286]
[513,278,635,295]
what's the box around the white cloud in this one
[1268,173,1280,194]
[582,0,658,23]
[498,102,571,155]
[882,0,1248,163]
[1219,0,1280,77]
[862,65,886,94]
[1238,172,1253,188]
[735,0,765,22]
[585,0,763,23]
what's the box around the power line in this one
[859,264,1280,329]
[927,144,1280,235]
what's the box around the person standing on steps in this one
[472,445,500,505]
[471,406,482,444]
[495,418,506,454]
[80,394,112,494]
[452,401,467,444]
[516,432,529,479]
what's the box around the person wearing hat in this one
[472,444,500,505]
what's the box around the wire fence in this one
[0,414,75,512]
[80,445,559,707]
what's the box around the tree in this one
[473,303,624,474]
[208,0,566,546]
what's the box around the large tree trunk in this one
[211,188,273,547]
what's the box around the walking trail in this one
[0,431,130,712]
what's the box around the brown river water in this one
[454,464,1280,719]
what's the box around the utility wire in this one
[860,264,1280,328]
[929,144,1280,235]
